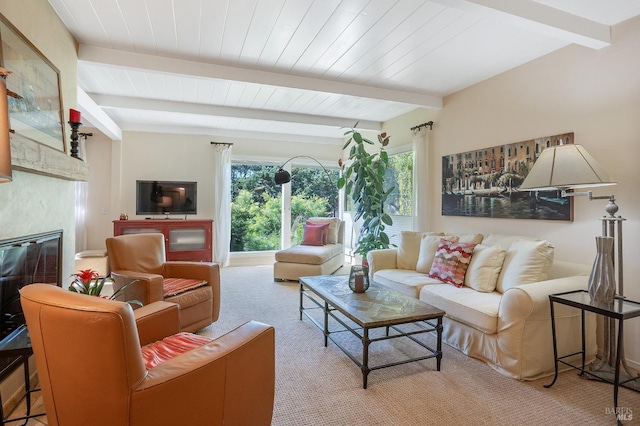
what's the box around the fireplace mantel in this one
[10,134,89,181]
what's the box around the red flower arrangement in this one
[69,269,142,306]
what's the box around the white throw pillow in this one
[308,217,341,244]
[416,235,458,273]
[397,231,437,270]
[446,233,484,244]
[464,244,506,292]
[496,239,554,293]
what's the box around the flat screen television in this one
[136,180,197,215]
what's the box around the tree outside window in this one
[230,164,338,252]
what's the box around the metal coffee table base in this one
[300,283,443,389]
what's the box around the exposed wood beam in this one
[121,123,343,146]
[77,87,122,141]
[89,94,382,132]
[78,45,442,109]
[435,0,610,49]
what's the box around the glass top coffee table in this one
[299,274,445,388]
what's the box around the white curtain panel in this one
[412,127,430,231]
[212,144,232,267]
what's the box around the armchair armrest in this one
[366,249,398,278]
[134,301,180,345]
[131,320,275,426]
[496,275,596,380]
[164,262,221,322]
[111,271,164,306]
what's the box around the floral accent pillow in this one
[428,239,477,288]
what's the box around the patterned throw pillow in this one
[428,239,477,288]
[141,332,213,369]
[163,278,208,297]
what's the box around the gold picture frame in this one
[0,13,65,152]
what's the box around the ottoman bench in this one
[274,218,344,281]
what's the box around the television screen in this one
[136,180,197,215]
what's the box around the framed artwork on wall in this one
[442,132,574,221]
[0,13,65,153]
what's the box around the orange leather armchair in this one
[106,233,220,332]
[20,284,275,426]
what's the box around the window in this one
[230,164,280,252]
[230,163,338,252]
[383,151,413,246]
[385,151,413,216]
[288,166,339,246]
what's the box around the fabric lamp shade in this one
[520,144,615,191]
[0,78,12,183]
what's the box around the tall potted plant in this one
[338,126,394,263]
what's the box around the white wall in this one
[382,16,640,368]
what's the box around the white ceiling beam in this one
[435,0,611,49]
[78,45,442,109]
[120,123,343,146]
[89,94,382,131]
[77,87,122,140]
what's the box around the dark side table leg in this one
[544,300,559,388]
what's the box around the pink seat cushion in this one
[163,278,208,297]
[141,332,213,369]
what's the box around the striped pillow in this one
[141,332,213,369]
[428,239,477,288]
[163,278,207,297]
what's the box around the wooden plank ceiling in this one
[47,0,640,143]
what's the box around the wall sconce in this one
[0,68,12,183]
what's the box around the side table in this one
[545,290,640,424]
[0,325,45,425]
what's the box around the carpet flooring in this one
[12,265,638,425]
[198,265,639,426]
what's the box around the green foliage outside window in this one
[231,164,338,252]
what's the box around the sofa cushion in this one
[374,269,442,298]
[416,235,458,273]
[308,217,341,244]
[275,243,343,265]
[419,285,501,335]
[482,233,537,250]
[305,221,330,244]
[301,223,327,246]
[496,239,554,293]
[397,231,424,270]
[445,233,484,244]
[428,239,477,288]
[464,244,506,293]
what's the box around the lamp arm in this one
[278,155,333,183]
[561,190,618,217]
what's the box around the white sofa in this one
[367,231,597,381]
[274,218,345,281]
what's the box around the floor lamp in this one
[274,155,337,217]
[520,143,636,387]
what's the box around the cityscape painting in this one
[442,133,574,221]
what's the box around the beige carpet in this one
[198,265,639,426]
